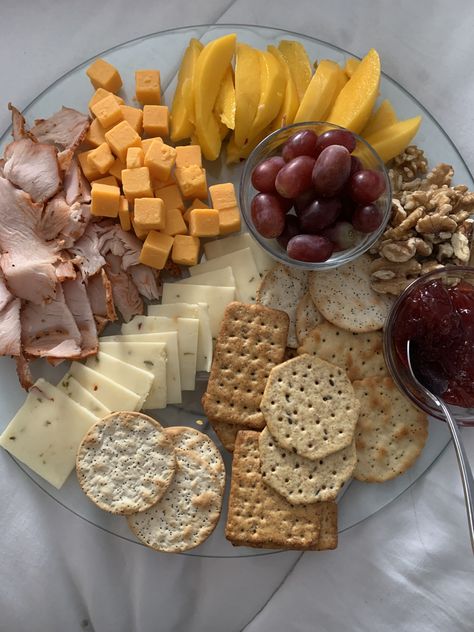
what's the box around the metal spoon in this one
[406,340,474,554]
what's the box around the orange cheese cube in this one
[92,175,118,187]
[122,167,153,201]
[143,105,169,137]
[135,70,161,105]
[164,208,187,236]
[131,218,149,241]
[175,145,202,168]
[139,231,174,269]
[86,58,122,93]
[141,137,163,154]
[154,172,177,191]
[144,140,176,181]
[87,142,115,175]
[118,196,131,231]
[77,149,103,181]
[183,198,209,224]
[156,184,184,211]
[108,158,126,182]
[172,234,200,266]
[126,147,144,169]
[84,117,107,148]
[189,208,220,237]
[175,164,207,199]
[89,88,124,112]
[208,182,237,210]
[120,105,143,134]
[91,183,120,217]
[218,206,241,235]
[90,94,123,129]
[105,120,142,162]
[134,197,166,231]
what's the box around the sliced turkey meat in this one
[128,264,160,301]
[97,223,142,269]
[40,192,71,240]
[69,222,106,278]
[105,253,143,322]
[63,276,98,357]
[30,106,89,153]
[0,271,13,312]
[87,269,117,324]
[8,103,35,142]
[55,256,76,282]
[63,156,91,205]
[0,298,21,356]
[16,353,34,390]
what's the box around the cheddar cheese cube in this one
[135,70,161,105]
[126,147,144,169]
[92,175,118,187]
[139,231,174,270]
[105,120,142,162]
[189,208,220,237]
[86,58,122,93]
[163,208,187,236]
[90,94,123,129]
[154,172,177,191]
[134,197,166,231]
[131,218,149,241]
[87,142,115,175]
[208,182,237,210]
[143,105,169,137]
[172,234,200,267]
[77,149,103,181]
[88,88,124,111]
[218,206,241,235]
[84,117,107,148]
[108,157,126,182]
[175,145,202,168]
[183,198,209,224]
[120,105,143,134]
[175,164,207,199]
[141,137,163,154]
[156,183,184,211]
[144,140,176,181]
[118,196,131,231]
[122,167,153,201]
[91,183,120,217]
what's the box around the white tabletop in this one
[1,1,474,630]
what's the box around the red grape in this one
[315,129,356,156]
[299,198,342,233]
[322,221,359,251]
[282,130,319,161]
[294,189,317,215]
[352,204,384,233]
[287,234,334,262]
[275,155,316,199]
[277,215,300,248]
[312,145,351,197]
[350,155,363,176]
[349,169,386,204]
[251,193,287,238]
[251,156,285,193]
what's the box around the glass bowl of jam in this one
[384,266,474,426]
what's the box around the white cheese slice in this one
[161,283,235,338]
[0,378,98,489]
[57,375,111,418]
[98,341,167,410]
[69,362,142,411]
[203,232,274,277]
[147,302,213,372]
[177,266,236,288]
[122,317,199,391]
[189,248,259,303]
[100,332,181,404]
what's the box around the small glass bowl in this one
[239,121,392,270]
[383,266,474,426]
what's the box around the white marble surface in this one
[1,1,474,630]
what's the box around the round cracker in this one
[259,427,356,503]
[127,449,223,552]
[352,376,429,482]
[76,411,176,515]
[295,291,325,345]
[261,354,360,460]
[308,254,393,333]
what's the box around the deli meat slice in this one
[30,107,89,153]
[105,254,143,322]
[0,298,21,356]
[128,264,160,301]
[86,269,117,332]
[69,222,106,278]
[63,276,98,357]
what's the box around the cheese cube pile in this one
[81,58,242,271]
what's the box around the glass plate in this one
[0,23,467,558]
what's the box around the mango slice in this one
[344,58,360,79]
[214,66,236,130]
[268,45,299,130]
[294,60,346,123]
[278,40,313,102]
[193,33,237,160]
[170,38,203,142]
[363,116,422,163]
[226,125,272,164]
[247,50,285,142]
[362,99,398,138]
[234,43,262,148]
[327,48,381,134]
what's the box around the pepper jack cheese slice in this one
[0,378,98,489]
[176,266,236,288]
[57,375,111,418]
[69,362,142,411]
[203,232,274,278]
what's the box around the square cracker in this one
[211,420,239,452]
[225,431,323,550]
[202,302,289,431]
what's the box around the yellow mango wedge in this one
[294,60,346,123]
[247,50,285,142]
[344,58,360,79]
[170,38,203,142]
[226,125,273,164]
[234,43,262,148]
[278,40,313,102]
[193,33,237,160]
[361,99,398,138]
[327,48,381,134]
[268,45,299,130]
[214,66,236,130]
[363,116,422,163]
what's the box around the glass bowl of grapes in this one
[240,122,392,269]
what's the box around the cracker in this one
[76,412,176,515]
[352,376,429,482]
[261,354,360,460]
[257,263,308,348]
[225,431,322,550]
[211,420,239,452]
[128,448,223,552]
[259,427,356,503]
[298,321,387,381]
[202,302,289,430]
[295,291,325,345]
[308,254,393,333]
[311,501,338,550]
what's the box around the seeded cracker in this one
[261,354,360,460]
[298,321,387,381]
[225,431,323,549]
[76,412,176,515]
[202,302,289,431]
[352,376,429,482]
[212,420,239,452]
[295,291,325,345]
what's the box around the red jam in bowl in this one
[394,278,474,408]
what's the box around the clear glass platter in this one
[0,23,468,558]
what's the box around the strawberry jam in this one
[394,277,474,408]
